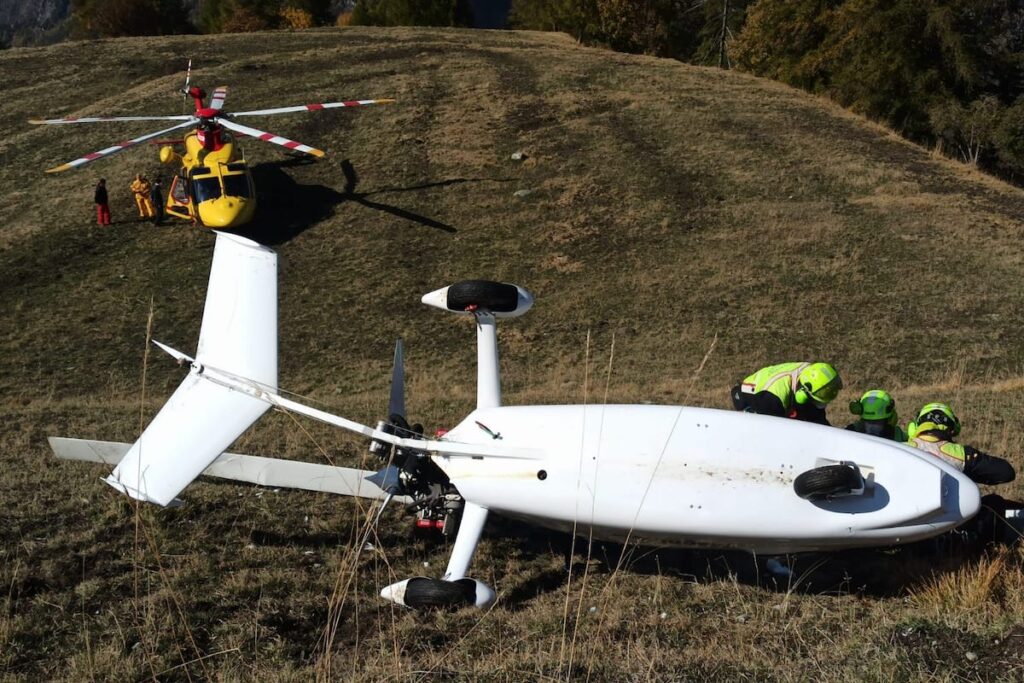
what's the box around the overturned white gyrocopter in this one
[50,233,982,609]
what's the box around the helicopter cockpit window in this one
[222,174,251,198]
[190,166,211,176]
[227,163,247,172]
[193,177,222,203]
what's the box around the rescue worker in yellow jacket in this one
[846,389,907,441]
[130,174,155,219]
[907,402,1015,485]
[730,362,842,425]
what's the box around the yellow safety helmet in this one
[795,362,842,407]
[908,402,960,438]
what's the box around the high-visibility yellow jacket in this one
[741,362,809,412]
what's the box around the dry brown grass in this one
[911,547,1024,631]
[3,25,1024,681]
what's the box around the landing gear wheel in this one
[403,578,477,609]
[794,465,861,500]
[447,280,520,313]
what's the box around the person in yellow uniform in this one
[846,389,907,441]
[906,402,1015,485]
[730,362,842,425]
[908,402,1019,547]
[130,174,155,219]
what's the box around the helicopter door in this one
[164,174,194,222]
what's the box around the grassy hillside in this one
[3,26,1024,681]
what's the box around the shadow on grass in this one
[339,158,470,235]
[489,516,981,607]
[234,157,509,246]
[234,156,341,246]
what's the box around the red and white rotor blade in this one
[230,98,395,117]
[30,115,193,125]
[45,120,195,173]
[209,86,228,110]
[218,118,323,157]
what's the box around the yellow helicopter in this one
[31,84,393,229]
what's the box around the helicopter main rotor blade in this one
[229,98,395,117]
[30,115,194,125]
[209,86,228,110]
[217,117,324,157]
[44,119,195,173]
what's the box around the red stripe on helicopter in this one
[258,133,276,141]
[342,101,361,107]
[283,141,301,149]
[306,104,324,111]
[84,152,103,160]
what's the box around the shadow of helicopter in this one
[232,156,340,246]
[234,157,509,246]
[337,159,482,235]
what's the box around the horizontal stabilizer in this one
[105,376,270,505]
[49,437,404,501]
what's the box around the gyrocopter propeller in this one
[366,340,465,537]
[30,79,393,229]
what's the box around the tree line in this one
[68,0,1024,183]
[67,1,472,35]
[509,0,1024,183]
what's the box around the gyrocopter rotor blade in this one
[230,98,395,117]
[44,119,196,173]
[217,117,324,157]
[209,86,228,110]
[29,115,194,125]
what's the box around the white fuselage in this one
[437,405,979,554]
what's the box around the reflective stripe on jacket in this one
[909,434,967,471]
[741,362,809,411]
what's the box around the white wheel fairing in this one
[434,405,980,554]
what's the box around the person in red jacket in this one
[94,178,111,226]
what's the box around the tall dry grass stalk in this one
[558,328,592,675]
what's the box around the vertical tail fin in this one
[107,233,277,506]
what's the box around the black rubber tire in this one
[403,578,476,609]
[793,465,861,500]
[446,280,520,313]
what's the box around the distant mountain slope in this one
[0,0,69,45]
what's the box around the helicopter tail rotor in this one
[209,86,228,111]
[182,58,192,111]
